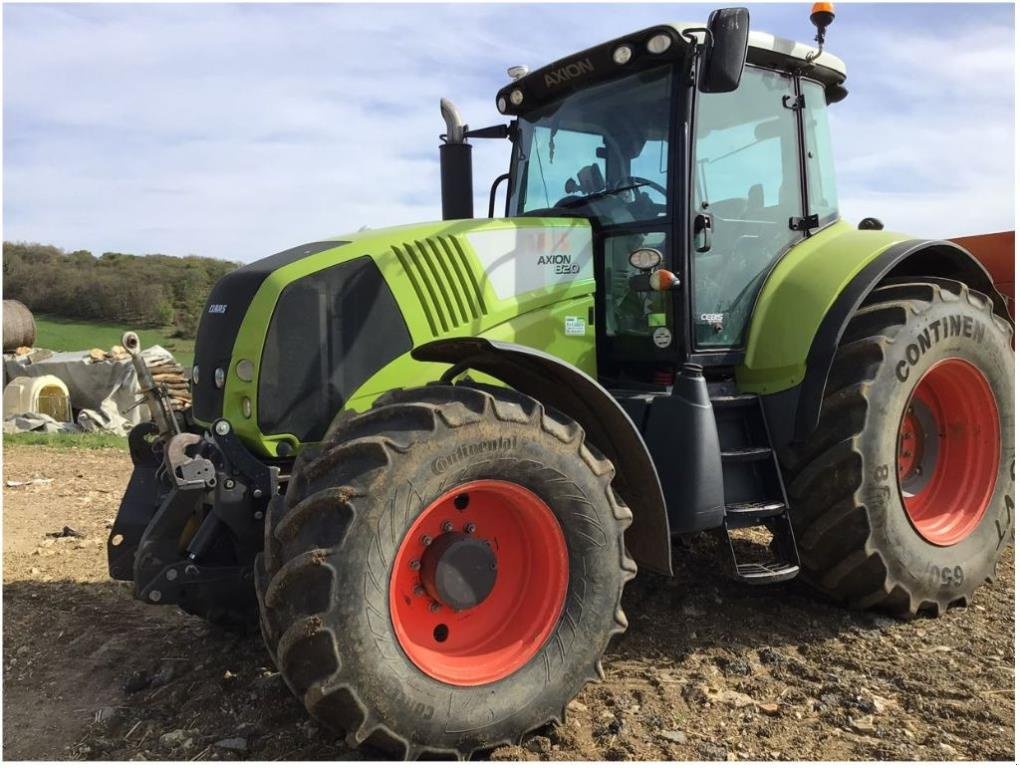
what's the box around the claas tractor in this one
[109,5,1014,758]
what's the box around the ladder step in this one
[725,500,785,518]
[721,446,772,462]
[710,393,759,409]
[734,561,800,584]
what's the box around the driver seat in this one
[741,183,765,220]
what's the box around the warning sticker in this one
[564,316,586,336]
[652,327,672,348]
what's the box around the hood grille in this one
[393,235,487,336]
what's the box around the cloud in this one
[2,3,1014,261]
[828,19,1014,237]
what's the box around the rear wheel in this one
[254,383,635,758]
[784,279,1014,616]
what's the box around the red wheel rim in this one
[897,358,1000,546]
[389,480,568,686]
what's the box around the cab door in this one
[689,66,805,352]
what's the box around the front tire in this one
[254,383,635,758]
[784,279,1014,616]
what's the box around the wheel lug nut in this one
[409,559,421,571]
[464,522,476,534]
[429,601,441,613]
[413,584,426,597]
[420,534,432,546]
[441,520,453,533]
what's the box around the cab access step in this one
[713,389,800,584]
[613,366,800,585]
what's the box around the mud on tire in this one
[783,279,1014,617]
[254,383,635,758]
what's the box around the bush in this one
[2,241,237,337]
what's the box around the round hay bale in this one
[3,300,36,352]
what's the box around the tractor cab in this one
[483,10,847,385]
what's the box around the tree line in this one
[2,242,238,337]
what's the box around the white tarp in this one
[3,345,177,435]
[3,412,76,434]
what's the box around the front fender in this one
[413,337,672,575]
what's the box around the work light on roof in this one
[612,45,633,65]
[497,96,508,113]
[646,33,672,54]
[509,89,524,106]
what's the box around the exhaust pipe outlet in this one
[439,98,473,220]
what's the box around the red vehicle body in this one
[952,231,1015,313]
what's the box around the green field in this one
[3,431,128,450]
[33,315,195,366]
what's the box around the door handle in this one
[694,213,713,253]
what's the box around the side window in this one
[802,80,839,225]
[691,67,802,348]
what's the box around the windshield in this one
[509,66,673,227]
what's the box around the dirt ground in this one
[2,444,1014,761]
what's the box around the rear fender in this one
[413,337,672,575]
[788,239,1011,444]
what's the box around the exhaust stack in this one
[439,98,473,220]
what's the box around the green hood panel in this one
[221,217,597,456]
[737,220,909,394]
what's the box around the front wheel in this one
[784,279,1014,616]
[254,383,635,758]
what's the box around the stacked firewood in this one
[145,351,192,412]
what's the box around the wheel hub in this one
[389,480,569,686]
[420,533,497,611]
[897,400,940,495]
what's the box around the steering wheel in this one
[623,175,667,199]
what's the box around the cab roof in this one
[667,22,846,80]
[495,22,847,117]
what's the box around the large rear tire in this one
[254,383,635,758]
[783,279,1014,616]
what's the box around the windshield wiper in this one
[557,181,647,208]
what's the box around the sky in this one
[2,2,1015,263]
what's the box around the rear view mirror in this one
[698,7,750,94]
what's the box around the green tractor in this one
[110,5,1013,758]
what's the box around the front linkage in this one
[108,333,275,626]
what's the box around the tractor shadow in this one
[613,535,905,668]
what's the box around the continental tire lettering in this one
[379,679,435,721]
[917,328,931,356]
[896,315,988,381]
[431,436,518,474]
